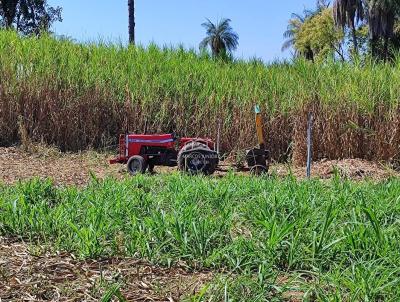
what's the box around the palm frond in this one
[291,13,306,22]
[281,38,295,51]
[199,36,212,50]
[282,10,308,53]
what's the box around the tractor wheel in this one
[250,165,268,176]
[177,142,217,175]
[127,155,148,176]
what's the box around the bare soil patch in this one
[0,146,123,186]
[0,146,398,186]
[271,158,399,181]
[0,238,213,301]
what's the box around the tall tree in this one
[366,0,398,60]
[199,18,239,58]
[128,0,135,44]
[282,0,330,57]
[282,13,307,54]
[0,0,17,28]
[0,0,62,35]
[333,0,365,53]
[296,8,345,61]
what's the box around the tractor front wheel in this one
[127,155,148,176]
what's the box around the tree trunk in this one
[370,37,378,59]
[5,15,13,28]
[305,46,314,62]
[1,0,18,28]
[351,23,358,55]
[128,0,135,45]
[383,36,389,61]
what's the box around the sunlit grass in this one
[1,174,400,300]
[1,30,399,114]
[1,30,399,164]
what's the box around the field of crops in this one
[1,174,400,301]
[0,30,399,164]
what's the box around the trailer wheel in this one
[127,155,148,175]
[177,142,217,175]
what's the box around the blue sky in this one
[48,0,316,62]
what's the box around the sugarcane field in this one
[1,1,400,301]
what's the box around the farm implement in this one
[110,105,269,176]
[245,105,269,175]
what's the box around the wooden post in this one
[255,105,265,150]
[306,112,313,179]
[216,119,221,154]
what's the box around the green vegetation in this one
[2,30,400,113]
[286,0,400,61]
[0,30,399,162]
[1,174,400,300]
[0,33,398,109]
[200,18,239,59]
[296,8,344,62]
[1,2,400,301]
[0,0,62,35]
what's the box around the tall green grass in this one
[2,31,399,112]
[1,174,400,300]
[0,30,399,162]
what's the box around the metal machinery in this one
[110,133,219,175]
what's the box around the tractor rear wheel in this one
[177,142,217,175]
[127,155,148,175]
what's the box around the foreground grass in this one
[1,174,400,300]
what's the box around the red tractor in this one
[110,133,219,175]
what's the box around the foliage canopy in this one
[0,0,62,35]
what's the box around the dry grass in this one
[0,237,213,301]
[0,31,399,164]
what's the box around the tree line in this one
[128,0,400,61]
[2,0,399,62]
[283,0,400,61]
[0,0,61,35]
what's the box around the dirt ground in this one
[0,238,213,301]
[271,158,399,181]
[0,146,398,186]
[0,238,307,302]
[0,146,123,186]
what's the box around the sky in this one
[48,0,316,62]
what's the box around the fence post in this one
[306,112,314,179]
[216,119,221,155]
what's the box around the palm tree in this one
[316,0,331,11]
[128,0,135,44]
[199,18,239,58]
[366,0,398,59]
[282,1,329,54]
[333,0,365,53]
